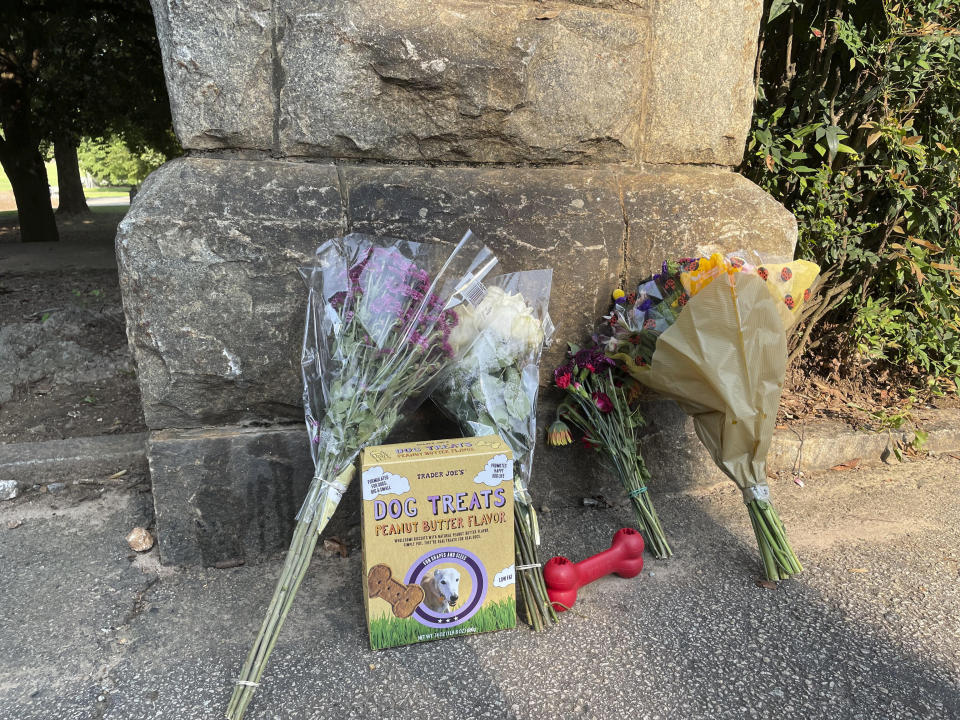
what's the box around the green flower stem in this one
[747,499,802,581]
[514,502,557,631]
[226,459,346,719]
[228,310,457,719]
[558,371,671,559]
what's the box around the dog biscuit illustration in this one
[367,564,424,618]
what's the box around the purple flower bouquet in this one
[227,232,497,718]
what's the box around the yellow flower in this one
[680,253,741,297]
[547,419,573,447]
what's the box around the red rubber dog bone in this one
[543,527,645,611]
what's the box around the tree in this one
[55,138,89,215]
[0,5,59,242]
[0,0,174,240]
[78,135,167,186]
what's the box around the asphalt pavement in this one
[1,454,958,720]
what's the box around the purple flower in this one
[406,267,430,286]
[653,261,669,282]
[638,298,653,312]
[402,286,425,302]
[408,331,431,351]
[348,249,373,283]
[382,298,405,316]
[574,348,614,373]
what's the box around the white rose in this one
[450,287,544,362]
[447,304,479,353]
[510,313,544,356]
[478,287,529,333]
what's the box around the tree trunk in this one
[0,141,59,243]
[54,139,89,216]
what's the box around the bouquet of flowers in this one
[605,252,819,581]
[227,232,498,719]
[547,345,672,559]
[432,270,558,630]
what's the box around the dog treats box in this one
[360,435,516,650]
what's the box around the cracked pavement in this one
[1,455,958,719]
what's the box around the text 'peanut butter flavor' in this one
[360,435,516,650]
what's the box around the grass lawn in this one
[0,161,130,199]
[84,186,131,198]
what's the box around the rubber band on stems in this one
[294,466,355,524]
[627,486,648,498]
[742,484,771,504]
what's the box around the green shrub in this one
[77,135,167,186]
[743,0,960,392]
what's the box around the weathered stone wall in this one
[151,0,761,165]
[128,0,791,565]
[118,158,794,431]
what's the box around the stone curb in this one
[1,409,957,500]
[0,433,149,492]
[768,408,960,475]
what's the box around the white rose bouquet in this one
[433,270,557,630]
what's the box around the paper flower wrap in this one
[609,253,820,580]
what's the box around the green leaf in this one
[357,416,380,440]
[328,399,351,419]
[470,379,486,403]
[503,369,531,420]
[912,429,929,450]
[824,125,840,158]
[479,374,510,426]
[768,0,792,23]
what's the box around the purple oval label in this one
[404,547,487,629]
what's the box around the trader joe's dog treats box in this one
[360,435,516,650]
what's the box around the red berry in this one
[784,294,795,309]
[758,267,769,281]
[781,267,793,282]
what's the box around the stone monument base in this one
[118,156,795,565]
